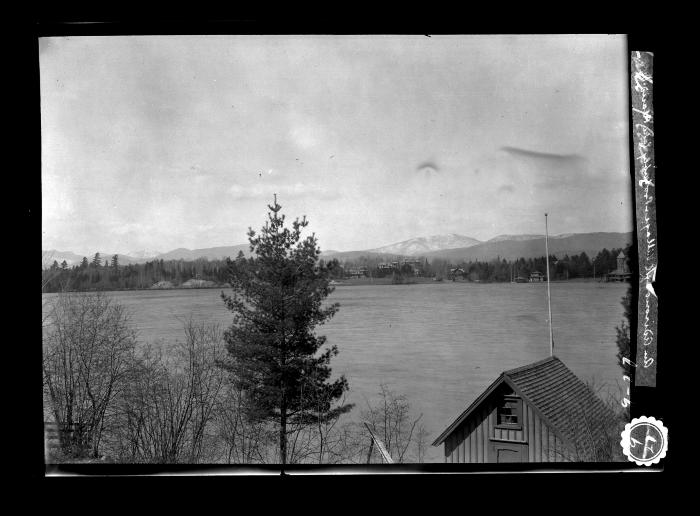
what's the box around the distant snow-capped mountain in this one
[423,232,633,262]
[154,245,252,261]
[367,234,482,256]
[42,250,153,266]
[127,249,162,260]
[42,250,85,267]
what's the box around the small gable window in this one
[496,395,522,429]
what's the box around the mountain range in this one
[43,232,632,267]
[367,233,482,255]
[42,245,253,267]
[419,232,632,262]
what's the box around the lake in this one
[42,281,628,463]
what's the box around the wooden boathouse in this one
[605,251,632,282]
[432,356,617,463]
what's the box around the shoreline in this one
[42,276,626,294]
[330,277,618,286]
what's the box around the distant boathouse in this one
[432,356,617,463]
[605,251,632,282]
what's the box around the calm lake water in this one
[42,281,628,463]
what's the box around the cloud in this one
[496,145,591,191]
[228,182,340,201]
[500,146,586,164]
[290,125,321,150]
[41,36,631,253]
[498,184,515,194]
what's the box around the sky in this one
[40,35,632,256]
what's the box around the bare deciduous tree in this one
[43,291,432,465]
[214,382,277,464]
[43,292,138,459]
[360,383,426,464]
[113,318,226,463]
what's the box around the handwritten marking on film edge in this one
[634,51,656,369]
[621,52,657,407]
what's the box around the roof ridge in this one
[514,364,571,384]
[503,355,560,376]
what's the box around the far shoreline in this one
[42,276,627,295]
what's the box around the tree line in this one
[42,246,631,293]
[326,246,631,282]
[42,253,233,292]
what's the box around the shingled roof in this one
[433,356,618,461]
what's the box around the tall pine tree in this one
[219,196,352,465]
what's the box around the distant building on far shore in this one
[449,267,466,280]
[378,259,423,276]
[605,251,632,282]
[529,271,545,282]
[346,267,368,278]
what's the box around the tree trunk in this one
[280,318,288,466]
[280,390,287,465]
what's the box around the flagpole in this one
[545,213,554,357]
